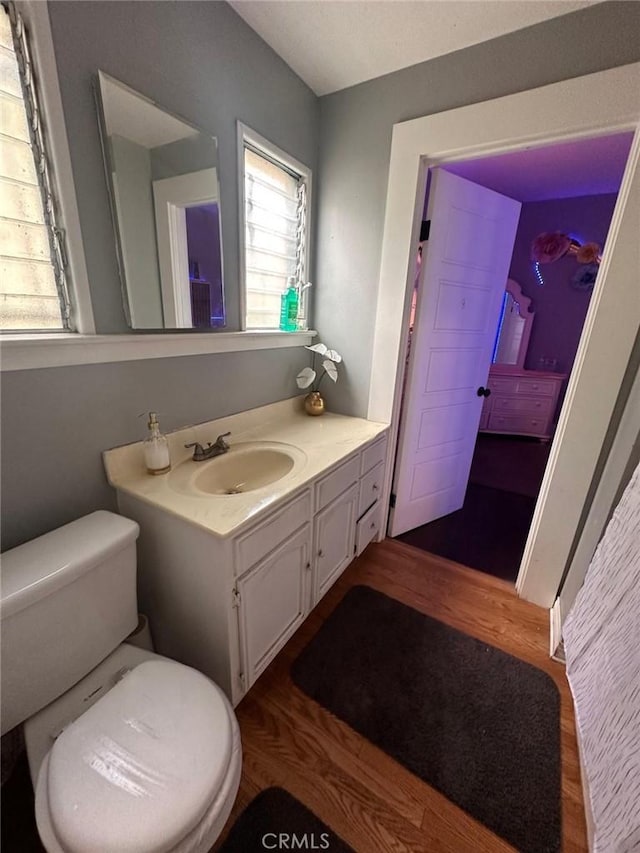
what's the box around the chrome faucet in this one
[185,432,231,461]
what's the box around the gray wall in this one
[1,1,319,550]
[48,0,319,333]
[314,1,640,417]
[110,134,163,327]
[1,348,304,550]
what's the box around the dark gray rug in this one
[291,586,561,853]
[219,788,353,852]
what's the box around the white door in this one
[389,169,521,537]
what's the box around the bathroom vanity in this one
[103,399,388,706]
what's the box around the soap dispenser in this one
[143,412,171,475]
[279,276,299,332]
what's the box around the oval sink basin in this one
[168,442,306,497]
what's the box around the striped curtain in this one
[563,460,640,852]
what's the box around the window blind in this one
[244,145,306,329]
[0,2,69,331]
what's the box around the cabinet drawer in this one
[488,376,518,395]
[360,434,387,476]
[236,490,312,575]
[358,461,384,517]
[315,454,360,513]
[488,412,548,436]
[492,395,553,416]
[516,377,558,397]
[356,501,382,556]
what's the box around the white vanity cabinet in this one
[313,483,359,603]
[235,524,311,690]
[116,429,388,706]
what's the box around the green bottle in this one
[279,277,299,331]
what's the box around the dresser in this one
[479,367,566,440]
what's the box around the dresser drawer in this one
[488,376,519,395]
[358,461,384,517]
[492,395,553,416]
[488,412,548,436]
[236,490,312,575]
[355,501,382,556]
[515,377,558,397]
[315,454,360,513]
[360,434,387,476]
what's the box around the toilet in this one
[0,510,242,853]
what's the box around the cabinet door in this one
[236,525,311,689]
[313,483,358,605]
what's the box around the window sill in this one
[0,329,317,372]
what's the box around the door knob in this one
[477,386,491,398]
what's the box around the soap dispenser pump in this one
[143,412,171,475]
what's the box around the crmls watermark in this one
[261,832,331,850]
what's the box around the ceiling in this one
[440,132,633,202]
[229,0,596,96]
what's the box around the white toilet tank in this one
[1,511,139,735]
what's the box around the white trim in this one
[369,62,640,608]
[15,0,95,334]
[516,129,640,606]
[549,599,564,662]
[236,121,313,331]
[557,344,640,627]
[0,330,317,371]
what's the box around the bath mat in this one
[291,586,561,853]
[218,787,353,852]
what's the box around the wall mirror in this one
[492,278,534,368]
[95,71,225,329]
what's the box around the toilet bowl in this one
[1,511,242,853]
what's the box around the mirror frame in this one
[494,278,534,370]
[94,70,224,331]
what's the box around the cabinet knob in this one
[318,549,323,558]
[305,562,311,570]
[370,522,376,530]
[372,483,379,491]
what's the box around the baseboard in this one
[549,598,565,663]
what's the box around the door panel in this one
[237,525,310,688]
[390,169,521,537]
[313,484,358,604]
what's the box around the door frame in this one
[153,167,220,327]
[368,62,640,608]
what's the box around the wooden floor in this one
[214,539,588,852]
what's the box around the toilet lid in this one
[44,660,235,853]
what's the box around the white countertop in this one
[103,397,388,538]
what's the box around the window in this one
[241,126,310,330]
[0,1,71,331]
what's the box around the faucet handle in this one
[185,442,205,460]
[215,431,231,449]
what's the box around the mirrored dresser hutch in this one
[479,279,566,441]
